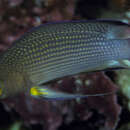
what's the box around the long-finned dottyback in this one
[0,19,130,100]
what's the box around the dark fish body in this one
[0,20,130,99]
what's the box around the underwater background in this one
[0,0,130,130]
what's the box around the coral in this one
[0,0,76,51]
[116,70,130,111]
[1,73,121,130]
[42,0,76,21]
[118,123,130,130]
[109,0,130,11]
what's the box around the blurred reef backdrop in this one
[0,0,130,130]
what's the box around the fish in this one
[0,19,130,100]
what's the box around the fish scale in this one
[26,38,127,84]
[21,35,103,66]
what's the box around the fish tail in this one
[30,85,116,100]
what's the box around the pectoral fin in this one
[30,85,115,100]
